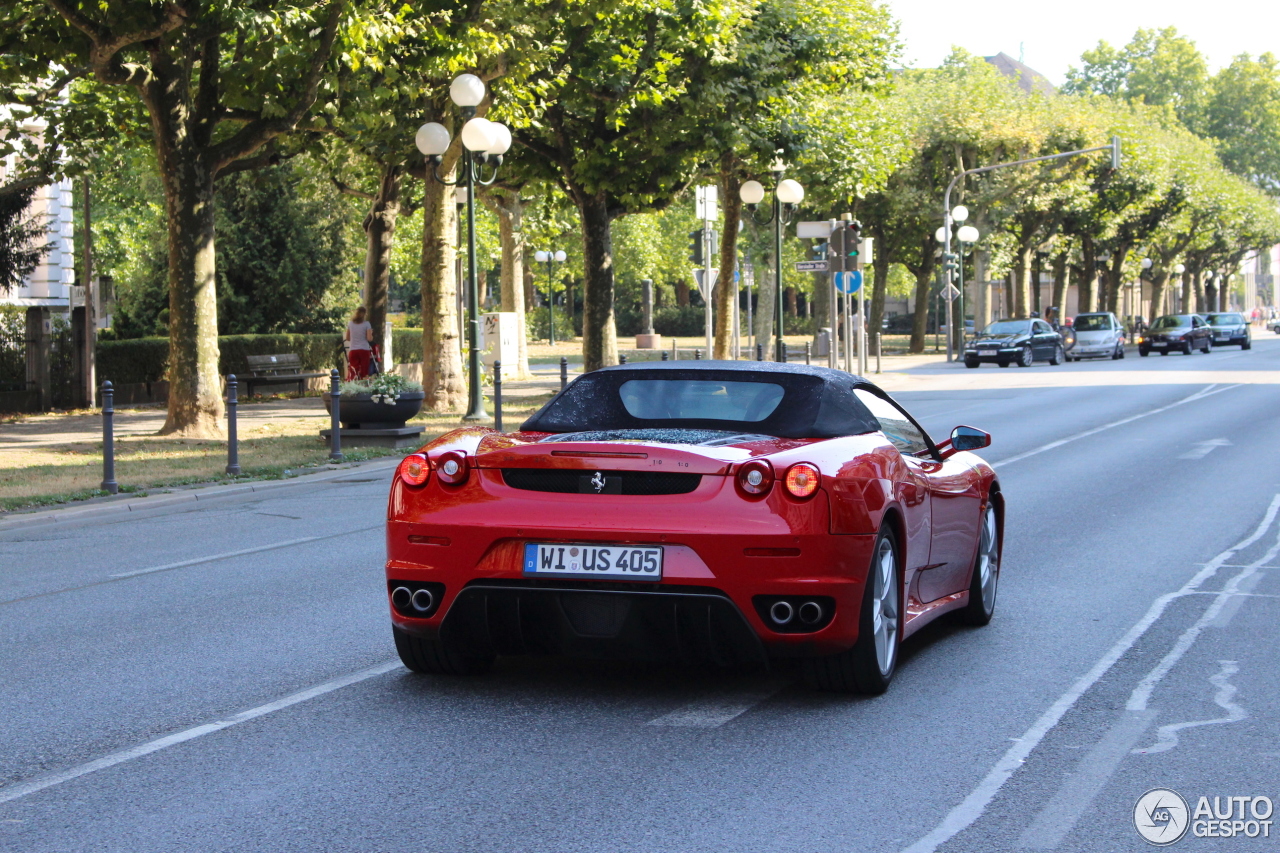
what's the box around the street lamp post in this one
[415,74,513,422]
[1172,263,1186,314]
[740,158,804,362]
[534,249,567,345]
[935,206,976,361]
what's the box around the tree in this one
[0,185,48,293]
[1,0,347,435]
[1204,53,1280,194]
[512,0,749,371]
[1063,28,1208,131]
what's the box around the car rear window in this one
[619,379,784,422]
[1073,314,1111,332]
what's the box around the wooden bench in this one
[240,354,328,396]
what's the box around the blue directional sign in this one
[835,270,863,294]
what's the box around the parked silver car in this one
[1066,312,1126,361]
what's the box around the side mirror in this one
[940,425,991,459]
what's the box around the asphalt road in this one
[2,336,1278,853]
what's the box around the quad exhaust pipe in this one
[391,586,435,615]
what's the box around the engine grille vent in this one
[501,468,701,495]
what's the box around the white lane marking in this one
[1127,530,1280,711]
[109,526,381,578]
[1179,438,1233,460]
[1015,709,1158,850]
[1133,661,1246,755]
[992,384,1240,468]
[900,493,1280,853]
[0,660,403,806]
[647,682,784,728]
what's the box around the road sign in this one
[835,270,863,294]
[796,220,837,238]
[942,283,961,301]
[696,186,718,222]
[795,260,828,272]
[693,268,719,297]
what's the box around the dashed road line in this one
[0,660,403,806]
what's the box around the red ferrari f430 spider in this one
[385,362,1002,693]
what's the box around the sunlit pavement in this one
[1,336,1278,851]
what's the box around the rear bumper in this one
[436,581,769,667]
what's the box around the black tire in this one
[802,527,900,694]
[961,501,1000,626]
[1183,340,1194,355]
[964,357,980,369]
[997,360,1010,368]
[1016,345,1033,367]
[1112,343,1124,360]
[1242,339,1252,350]
[1161,350,1169,356]
[393,626,495,675]
[1139,346,1149,357]
[1200,340,1211,354]
[1048,345,1064,366]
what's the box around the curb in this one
[0,455,400,533]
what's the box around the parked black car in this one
[1204,312,1251,349]
[964,318,1065,368]
[1138,314,1213,356]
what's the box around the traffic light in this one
[829,226,847,272]
[942,251,959,282]
[688,229,704,265]
[847,220,863,271]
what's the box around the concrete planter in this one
[322,390,424,429]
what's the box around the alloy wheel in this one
[872,537,899,675]
[977,507,999,608]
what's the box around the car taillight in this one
[736,460,774,497]
[783,463,820,499]
[435,450,469,485]
[397,453,431,487]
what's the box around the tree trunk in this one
[1078,236,1096,312]
[1191,269,1204,314]
[1148,271,1171,323]
[675,280,690,307]
[362,164,400,340]
[578,191,617,371]
[784,286,798,317]
[484,190,532,379]
[909,267,932,353]
[1051,252,1069,313]
[1012,245,1033,317]
[1106,253,1125,314]
[755,252,776,356]
[714,167,741,360]
[523,263,536,312]
[869,221,890,338]
[420,165,465,413]
[157,150,222,437]
[1180,268,1193,313]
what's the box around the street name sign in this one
[795,260,828,272]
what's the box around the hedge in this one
[97,330,426,385]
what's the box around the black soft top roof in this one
[520,361,882,439]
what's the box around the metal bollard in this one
[225,374,241,475]
[493,361,503,432]
[694,349,702,360]
[560,356,568,390]
[805,341,811,365]
[672,339,678,361]
[661,351,669,361]
[619,354,627,364]
[780,343,788,363]
[100,380,118,494]
[328,368,344,462]
[756,344,763,361]
[875,333,882,374]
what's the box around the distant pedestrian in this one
[345,306,378,380]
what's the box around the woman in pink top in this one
[344,306,377,379]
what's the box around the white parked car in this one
[1066,312,1126,361]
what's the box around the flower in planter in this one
[339,374,422,403]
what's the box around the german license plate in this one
[523,543,663,580]
[980,349,997,356]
